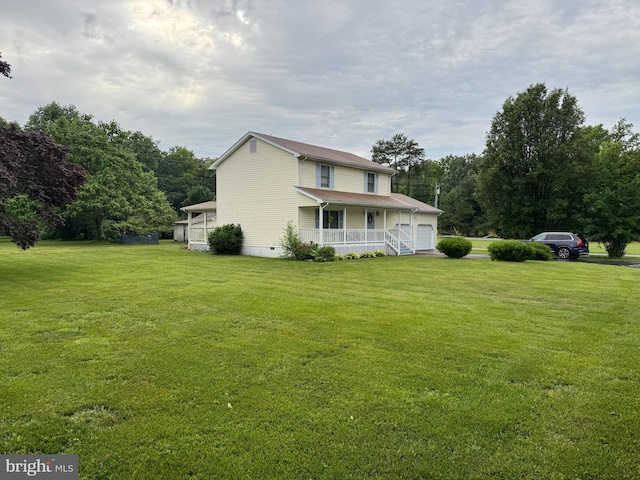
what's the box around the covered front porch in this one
[297,206,416,255]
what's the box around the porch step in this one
[398,243,413,255]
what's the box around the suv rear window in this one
[546,234,572,240]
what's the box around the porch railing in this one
[298,228,416,255]
[189,227,215,243]
[389,227,414,253]
[299,229,386,245]
[384,230,400,253]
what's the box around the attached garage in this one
[416,224,434,250]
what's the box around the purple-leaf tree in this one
[0,124,85,249]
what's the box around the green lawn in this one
[1,239,639,479]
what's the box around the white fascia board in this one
[295,187,325,203]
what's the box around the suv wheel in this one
[557,247,571,260]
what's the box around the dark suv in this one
[528,232,589,259]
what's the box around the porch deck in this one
[299,228,413,255]
[188,226,214,244]
[187,227,416,255]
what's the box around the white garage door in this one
[416,224,434,250]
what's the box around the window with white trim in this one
[321,165,331,188]
[316,164,335,189]
[365,172,378,193]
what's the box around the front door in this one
[366,211,375,241]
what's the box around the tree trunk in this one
[605,237,627,258]
[94,213,103,241]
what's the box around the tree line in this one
[372,83,640,258]
[2,63,639,258]
[1,101,215,248]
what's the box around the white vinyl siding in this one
[300,161,391,196]
[215,138,300,249]
[299,160,316,187]
[378,174,391,196]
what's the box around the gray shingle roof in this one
[213,132,396,174]
[254,133,396,174]
[296,187,442,214]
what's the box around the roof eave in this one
[181,202,217,212]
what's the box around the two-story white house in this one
[182,132,442,257]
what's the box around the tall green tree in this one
[25,102,93,132]
[157,147,215,213]
[49,117,175,240]
[25,103,176,240]
[437,154,485,236]
[372,133,425,193]
[401,159,443,205]
[26,102,214,217]
[119,131,164,173]
[580,120,640,258]
[0,123,85,248]
[191,157,216,204]
[95,121,215,213]
[477,83,590,238]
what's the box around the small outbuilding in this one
[173,219,189,242]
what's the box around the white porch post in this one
[319,203,325,246]
[203,211,208,242]
[364,209,368,244]
[187,211,192,249]
[343,207,347,244]
[409,209,413,236]
[384,210,387,230]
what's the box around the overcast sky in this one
[2,0,639,160]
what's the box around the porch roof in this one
[187,212,216,224]
[181,201,217,212]
[296,187,443,214]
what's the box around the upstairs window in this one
[249,139,257,153]
[364,172,378,193]
[316,164,335,189]
[321,165,331,187]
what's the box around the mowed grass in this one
[1,238,639,479]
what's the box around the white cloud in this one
[1,0,640,160]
